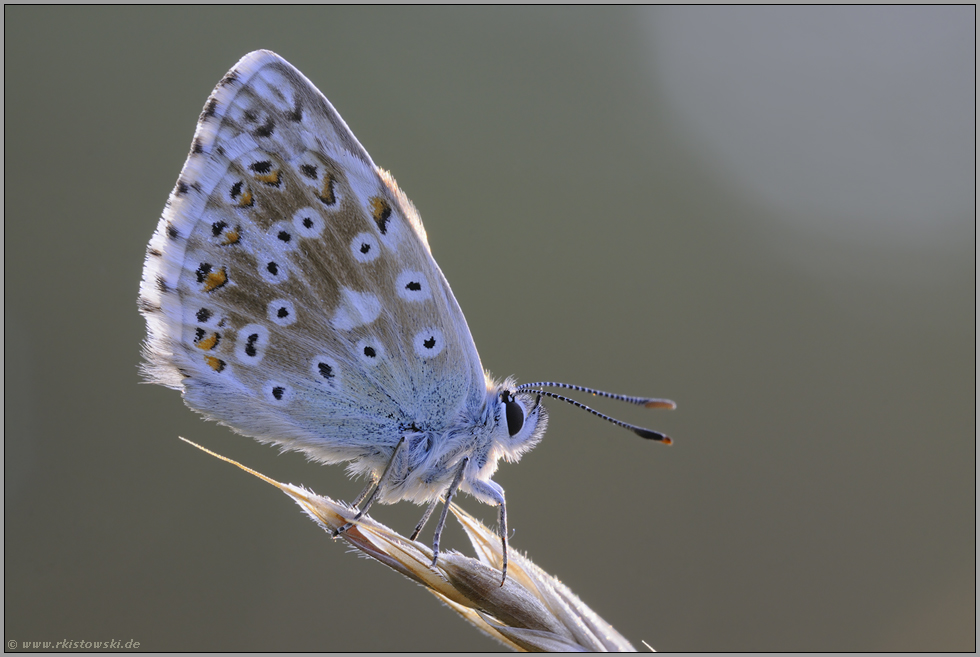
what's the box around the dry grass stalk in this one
[181,437,642,652]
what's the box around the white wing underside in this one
[139,50,489,469]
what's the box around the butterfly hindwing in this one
[139,50,487,466]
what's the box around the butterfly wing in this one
[139,50,487,467]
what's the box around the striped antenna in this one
[517,385,675,444]
[516,381,677,409]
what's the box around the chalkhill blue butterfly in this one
[139,50,674,583]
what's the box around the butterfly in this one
[138,50,674,584]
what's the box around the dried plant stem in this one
[180,437,644,652]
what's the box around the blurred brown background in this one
[4,6,974,651]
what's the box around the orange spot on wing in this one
[254,170,280,186]
[370,196,390,220]
[370,196,392,233]
[196,332,219,351]
[319,172,336,204]
[204,356,226,372]
[203,267,227,292]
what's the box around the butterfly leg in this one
[410,498,439,541]
[430,456,469,569]
[497,498,508,587]
[350,477,379,509]
[467,479,509,586]
[335,436,406,536]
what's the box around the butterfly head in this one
[486,380,549,464]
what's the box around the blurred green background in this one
[5,6,974,651]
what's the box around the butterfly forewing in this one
[140,51,486,466]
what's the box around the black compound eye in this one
[503,391,525,437]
